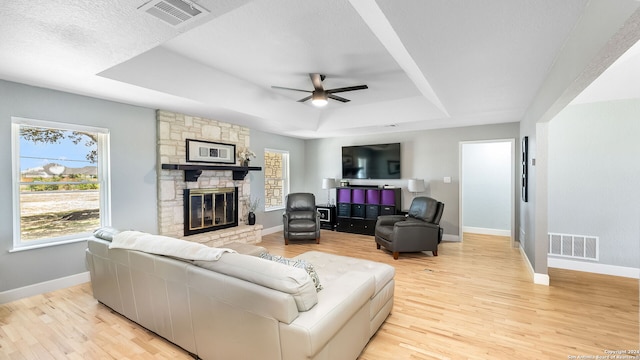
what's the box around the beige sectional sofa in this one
[85,234,395,360]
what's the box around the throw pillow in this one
[260,253,323,292]
[93,226,121,241]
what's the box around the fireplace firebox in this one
[184,187,238,236]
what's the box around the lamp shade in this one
[407,179,425,193]
[322,178,336,189]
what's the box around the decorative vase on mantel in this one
[247,211,256,225]
[242,159,250,167]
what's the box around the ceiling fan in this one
[272,73,368,107]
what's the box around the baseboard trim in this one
[262,225,283,236]
[548,257,640,279]
[519,244,550,285]
[442,234,460,242]
[534,272,550,285]
[463,226,511,237]
[0,271,90,304]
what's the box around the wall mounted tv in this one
[342,143,401,179]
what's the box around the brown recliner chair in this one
[283,193,320,245]
[374,196,444,259]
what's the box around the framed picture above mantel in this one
[186,139,236,164]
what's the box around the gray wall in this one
[517,0,640,277]
[304,123,520,238]
[0,80,157,292]
[462,141,512,231]
[548,99,640,268]
[249,128,306,230]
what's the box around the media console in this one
[335,186,401,236]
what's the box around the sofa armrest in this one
[283,212,289,232]
[279,271,375,359]
[391,221,440,252]
[393,220,440,238]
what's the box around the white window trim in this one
[264,148,290,212]
[11,117,111,250]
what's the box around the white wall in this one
[461,141,512,233]
[0,80,158,293]
[549,99,640,269]
[304,123,520,239]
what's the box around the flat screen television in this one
[342,143,401,179]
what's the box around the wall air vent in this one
[548,232,599,261]
[138,0,209,27]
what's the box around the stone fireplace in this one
[184,187,238,236]
[156,110,262,247]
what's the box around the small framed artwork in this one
[186,139,236,164]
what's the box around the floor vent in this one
[138,0,209,27]
[548,233,599,261]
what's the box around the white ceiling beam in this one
[349,0,450,117]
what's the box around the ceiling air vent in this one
[138,0,209,27]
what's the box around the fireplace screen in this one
[184,187,238,236]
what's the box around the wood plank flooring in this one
[0,231,637,359]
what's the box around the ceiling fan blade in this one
[297,95,313,102]
[271,86,312,93]
[309,73,324,91]
[328,94,350,103]
[326,85,368,94]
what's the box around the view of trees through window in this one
[17,123,102,242]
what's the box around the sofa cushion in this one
[193,253,318,311]
[408,196,438,222]
[295,251,395,296]
[225,241,267,256]
[288,219,317,233]
[110,231,235,261]
[260,253,323,292]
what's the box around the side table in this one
[316,205,336,230]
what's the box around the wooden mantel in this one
[161,164,262,181]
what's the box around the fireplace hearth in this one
[184,187,238,236]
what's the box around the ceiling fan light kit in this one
[311,92,328,107]
[272,73,368,106]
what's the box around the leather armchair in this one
[283,193,320,245]
[374,196,444,259]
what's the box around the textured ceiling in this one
[0,0,638,138]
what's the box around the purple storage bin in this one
[337,188,351,203]
[352,189,365,204]
[366,189,380,204]
[381,189,396,205]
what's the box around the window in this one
[11,117,111,250]
[264,149,289,211]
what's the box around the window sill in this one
[9,237,89,253]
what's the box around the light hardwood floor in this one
[1,231,637,359]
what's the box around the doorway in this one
[459,139,515,245]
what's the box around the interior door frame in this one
[459,139,516,247]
